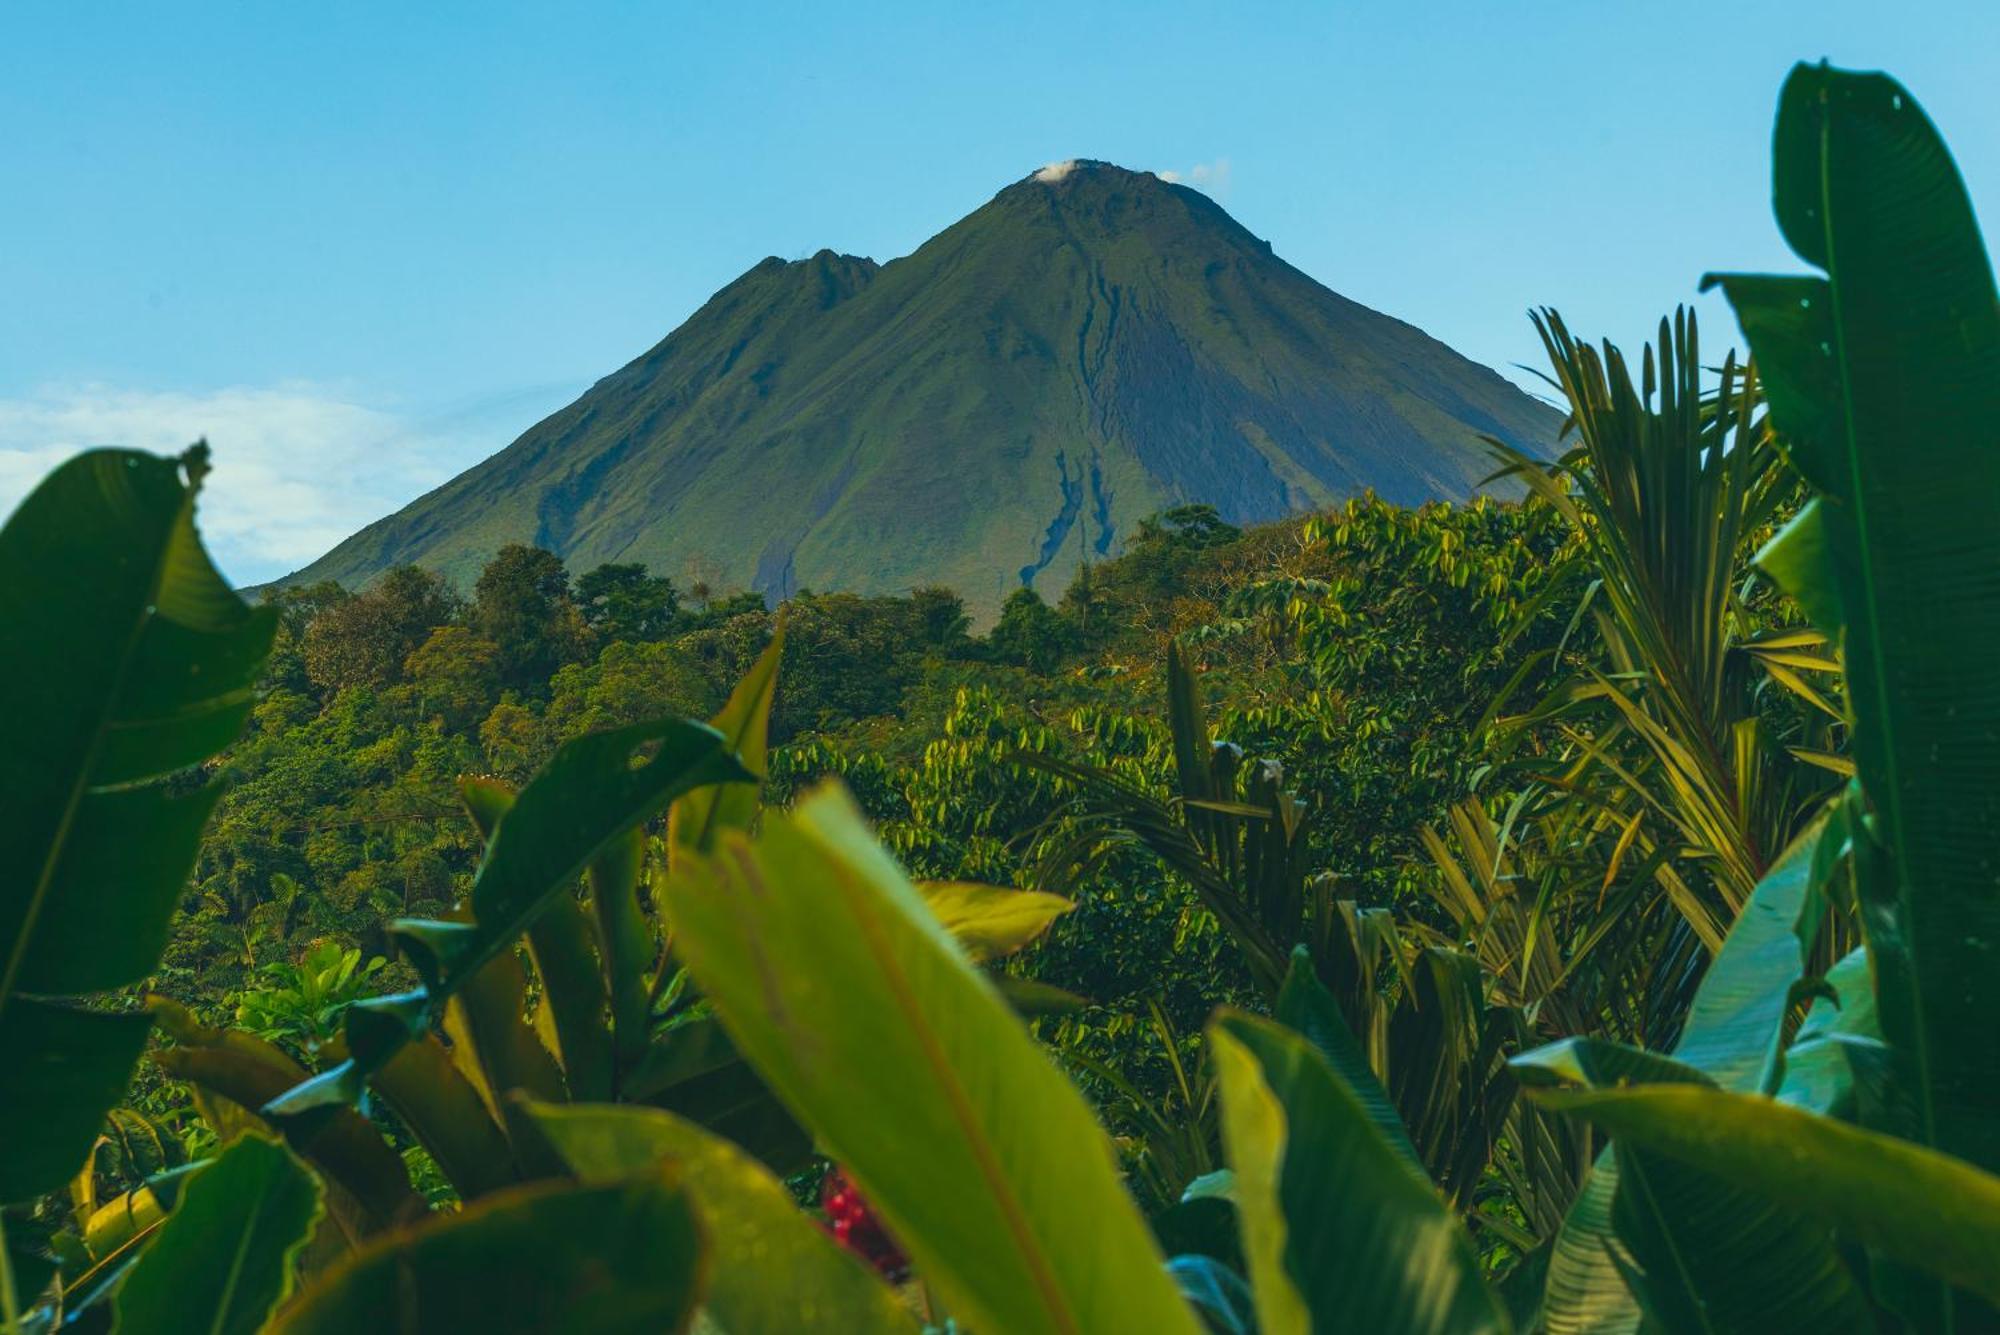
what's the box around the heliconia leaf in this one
[0,447,275,1202]
[1775,947,1889,1121]
[670,625,782,856]
[1210,1010,1504,1335]
[915,881,1073,962]
[522,892,613,1101]
[660,783,1201,1335]
[113,1134,323,1335]
[271,1172,707,1335]
[522,1100,917,1334]
[441,942,568,1109]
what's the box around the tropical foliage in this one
[3,58,1998,1335]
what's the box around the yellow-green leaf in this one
[661,784,1199,1335]
[917,881,1072,962]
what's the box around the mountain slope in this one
[293,161,1560,615]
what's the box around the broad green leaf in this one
[1510,1038,1709,1091]
[272,1173,707,1335]
[670,626,781,855]
[1538,1085,2000,1310]
[367,1033,518,1200]
[1532,814,1846,1334]
[1271,946,1421,1177]
[460,776,615,1101]
[113,1134,322,1335]
[1669,811,1831,1091]
[916,881,1073,962]
[1710,63,2000,1180]
[622,1016,813,1174]
[1,1003,152,1203]
[1536,1167,1636,1335]
[441,941,568,1109]
[1210,1011,1503,1335]
[267,718,749,1121]
[151,1002,424,1236]
[1517,1042,1872,1333]
[523,1100,916,1334]
[442,719,749,988]
[1775,947,1891,1121]
[589,827,654,1076]
[0,447,274,1201]
[661,784,1199,1335]
[1754,500,1842,639]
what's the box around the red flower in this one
[819,1166,909,1282]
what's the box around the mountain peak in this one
[290,164,1559,618]
[1028,158,1137,183]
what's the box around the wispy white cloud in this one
[1158,158,1233,197]
[0,381,569,586]
[1034,159,1080,184]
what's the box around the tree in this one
[261,581,352,694]
[471,544,590,691]
[478,695,546,780]
[546,641,719,741]
[1132,504,1241,553]
[575,562,682,644]
[909,585,973,650]
[302,565,459,694]
[987,586,1074,673]
[404,625,503,731]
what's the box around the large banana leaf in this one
[660,784,1200,1335]
[1210,1010,1504,1335]
[1774,947,1891,1122]
[265,718,749,1122]
[1538,1084,2000,1310]
[523,1100,917,1334]
[271,1172,706,1334]
[1709,63,2000,1180]
[1530,814,1856,1333]
[113,1134,322,1335]
[0,447,274,1202]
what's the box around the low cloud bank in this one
[0,381,575,585]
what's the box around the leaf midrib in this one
[1811,81,1934,1152]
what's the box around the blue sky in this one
[4,1,1995,582]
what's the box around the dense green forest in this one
[165,487,1565,1123]
[5,62,2000,1334]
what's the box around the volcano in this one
[290,160,1559,616]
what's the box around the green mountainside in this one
[292,160,1560,616]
